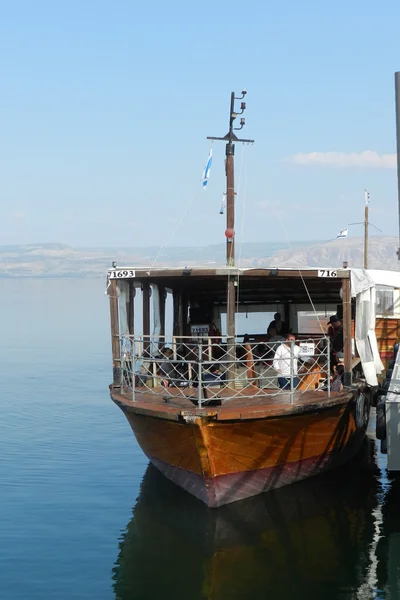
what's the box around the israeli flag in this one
[336,228,348,239]
[202,148,212,188]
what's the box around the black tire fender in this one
[376,396,387,441]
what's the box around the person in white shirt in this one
[273,334,310,390]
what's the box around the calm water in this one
[1,279,400,599]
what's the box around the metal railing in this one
[118,335,331,407]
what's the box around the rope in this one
[151,144,213,268]
[272,203,326,334]
[235,144,250,331]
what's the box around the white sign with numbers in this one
[191,325,209,341]
[318,269,337,278]
[299,342,315,356]
[109,269,136,279]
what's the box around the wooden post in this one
[142,283,150,353]
[342,276,352,386]
[109,278,121,385]
[128,281,134,334]
[284,303,290,333]
[159,286,166,349]
[173,290,181,337]
[225,99,236,387]
[182,293,189,336]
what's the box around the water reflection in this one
[113,437,381,600]
[377,470,400,599]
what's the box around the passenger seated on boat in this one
[327,315,344,365]
[331,364,344,392]
[159,347,174,377]
[273,334,312,390]
[203,364,226,386]
[135,351,151,387]
[267,312,288,337]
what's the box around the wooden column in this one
[182,293,189,336]
[284,303,290,333]
[128,281,134,334]
[109,278,120,385]
[142,283,150,353]
[173,290,181,337]
[159,286,166,348]
[342,276,352,386]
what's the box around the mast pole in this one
[364,190,369,269]
[395,72,400,260]
[207,91,254,372]
[226,92,236,268]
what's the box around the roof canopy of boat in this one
[108,266,348,305]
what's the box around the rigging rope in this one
[272,204,326,335]
[235,144,250,332]
[150,143,214,268]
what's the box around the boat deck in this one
[110,385,354,422]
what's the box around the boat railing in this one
[117,335,331,406]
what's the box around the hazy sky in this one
[1,0,400,248]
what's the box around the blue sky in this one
[1,0,399,248]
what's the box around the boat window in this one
[376,285,396,317]
[297,310,336,334]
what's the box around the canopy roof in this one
[109,266,350,305]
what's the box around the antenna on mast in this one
[206,90,254,268]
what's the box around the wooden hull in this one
[111,387,369,507]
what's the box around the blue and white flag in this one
[336,228,348,239]
[202,148,212,188]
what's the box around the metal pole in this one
[342,277,352,387]
[290,341,294,403]
[132,352,136,401]
[198,343,203,408]
[395,72,400,260]
[364,195,369,269]
[327,338,331,398]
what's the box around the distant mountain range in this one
[0,237,398,277]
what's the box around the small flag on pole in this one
[365,189,370,204]
[336,228,348,239]
[202,148,212,188]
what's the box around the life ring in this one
[355,390,370,429]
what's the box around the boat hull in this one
[112,390,369,507]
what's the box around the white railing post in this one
[290,340,295,403]
[131,351,136,401]
[327,337,331,398]
[197,342,203,408]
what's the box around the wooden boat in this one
[112,439,380,600]
[107,91,389,507]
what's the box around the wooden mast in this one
[207,91,254,384]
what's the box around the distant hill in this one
[0,237,398,277]
[268,236,399,270]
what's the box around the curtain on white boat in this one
[151,284,161,354]
[117,281,131,356]
[351,269,384,386]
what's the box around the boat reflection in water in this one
[112,436,381,600]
